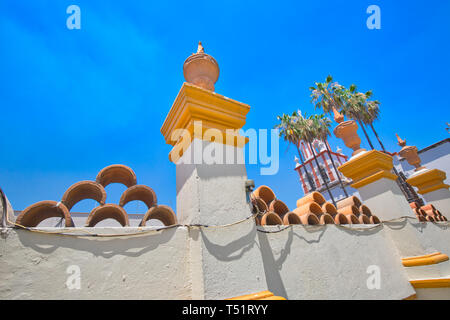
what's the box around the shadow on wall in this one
[199,220,258,262]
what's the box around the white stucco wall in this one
[0,227,191,299]
[4,218,446,299]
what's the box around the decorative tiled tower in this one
[294,139,351,201]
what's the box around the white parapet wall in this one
[3,217,448,299]
[0,227,192,299]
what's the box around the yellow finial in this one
[197,41,204,54]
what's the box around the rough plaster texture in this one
[3,221,442,299]
[422,188,450,217]
[257,224,415,300]
[175,139,251,226]
[357,178,415,221]
[198,218,268,299]
[0,227,191,299]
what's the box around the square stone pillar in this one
[338,150,415,221]
[160,82,269,300]
[407,169,450,217]
[161,82,251,225]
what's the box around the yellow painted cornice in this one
[161,82,250,146]
[402,252,449,267]
[226,290,286,300]
[410,278,450,288]
[160,83,251,162]
[338,150,397,189]
[406,169,449,195]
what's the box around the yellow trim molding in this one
[338,150,397,189]
[403,293,417,300]
[161,82,250,162]
[406,169,449,195]
[226,290,286,300]
[402,252,449,267]
[410,278,450,288]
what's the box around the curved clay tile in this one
[420,204,435,212]
[333,213,348,225]
[119,185,157,209]
[293,202,322,216]
[409,202,418,209]
[299,213,319,225]
[61,180,106,211]
[139,205,177,227]
[282,212,301,225]
[345,214,359,224]
[15,201,74,228]
[338,205,360,216]
[96,164,137,188]
[296,191,326,208]
[358,214,371,224]
[359,205,372,217]
[260,212,282,226]
[317,213,335,224]
[321,202,337,215]
[252,197,268,213]
[336,196,362,209]
[370,215,381,224]
[252,186,275,206]
[86,204,129,227]
[269,200,289,218]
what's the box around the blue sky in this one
[1,0,449,213]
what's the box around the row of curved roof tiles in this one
[251,185,381,226]
[15,165,177,228]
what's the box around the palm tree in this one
[315,114,349,198]
[296,113,336,206]
[310,75,346,115]
[310,76,350,199]
[275,112,316,191]
[364,99,385,150]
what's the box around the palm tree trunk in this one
[296,144,316,191]
[323,140,349,198]
[369,123,386,152]
[308,142,336,207]
[356,118,374,150]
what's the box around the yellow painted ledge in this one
[402,252,449,267]
[403,293,417,300]
[226,290,286,300]
[406,168,449,195]
[410,278,450,288]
